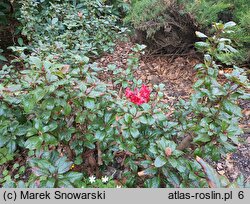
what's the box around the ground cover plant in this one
[0,0,249,188]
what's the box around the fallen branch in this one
[96,142,103,166]
[177,134,193,151]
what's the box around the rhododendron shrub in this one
[0,21,249,188]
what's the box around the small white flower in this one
[89,175,96,183]
[116,185,122,188]
[101,176,109,183]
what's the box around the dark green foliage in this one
[1,19,249,187]
[0,0,249,188]
[0,0,13,25]
[125,0,168,29]
[28,151,82,188]
[105,0,131,17]
[126,0,249,64]
[177,0,250,64]
[0,0,14,62]
[19,0,124,63]
[124,0,197,53]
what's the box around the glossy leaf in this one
[196,156,221,188]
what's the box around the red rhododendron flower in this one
[125,84,150,105]
[78,12,83,18]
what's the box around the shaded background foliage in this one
[125,0,250,64]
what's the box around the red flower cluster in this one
[125,84,150,105]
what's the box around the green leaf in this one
[196,156,221,188]
[41,110,51,122]
[17,181,26,188]
[74,156,83,165]
[0,135,10,148]
[225,45,238,53]
[84,98,95,109]
[76,112,86,124]
[236,174,244,188]
[46,178,56,188]
[18,38,24,46]
[129,106,137,115]
[193,134,211,143]
[27,128,38,137]
[34,119,43,131]
[44,61,52,69]
[51,18,58,25]
[162,167,180,187]
[55,157,72,174]
[153,113,166,121]
[0,55,7,62]
[79,82,87,92]
[224,21,236,29]
[211,150,220,161]
[154,156,167,168]
[42,121,58,133]
[33,88,47,102]
[149,144,158,155]
[141,104,151,111]
[104,112,115,125]
[195,31,208,38]
[36,159,56,174]
[194,79,204,88]
[139,115,148,124]
[15,125,28,136]
[219,134,227,142]
[147,116,155,125]
[88,90,102,98]
[95,131,105,141]
[142,167,158,176]
[176,163,186,173]
[59,128,75,141]
[124,114,132,124]
[0,147,14,165]
[24,136,43,150]
[222,142,236,152]
[82,56,89,63]
[195,42,209,48]
[7,141,16,153]
[58,179,74,188]
[130,127,140,138]
[64,103,72,116]
[43,133,58,145]
[31,166,50,177]
[157,138,176,151]
[42,98,55,110]
[29,56,43,69]
[94,84,106,92]
[223,100,242,117]
[168,157,177,168]
[144,177,160,188]
[84,141,95,149]
[23,96,35,113]
[64,172,83,183]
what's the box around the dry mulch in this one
[98,41,199,103]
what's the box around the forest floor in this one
[97,41,250,184]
